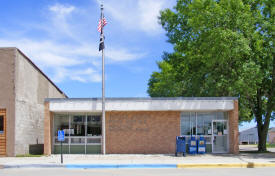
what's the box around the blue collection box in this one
[188,136,197,154]
[175,136,186,156]
[197,136,206,154]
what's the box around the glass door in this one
[212,120,228,153]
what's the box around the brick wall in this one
[228,100,239,154]
[105,111,180,154]
[44,102,53,155]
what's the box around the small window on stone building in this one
[0,116,3,133]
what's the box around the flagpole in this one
[100,4,106,155]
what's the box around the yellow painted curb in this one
[177,163,275,168]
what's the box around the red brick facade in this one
[228,100,239,154]
[44,101,239,154]
[44,102,53,155]
[105,111,180,154]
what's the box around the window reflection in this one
[180,112,190,135]
[71,115,85,136]
[197,112,213,135]
[87,115,101,136]
[53,114,102,154]
[54,114,69,136]
[180,112,228,143]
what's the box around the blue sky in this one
[0,0,273,130]
[0,0,174,98]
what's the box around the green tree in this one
[148,0,274,151]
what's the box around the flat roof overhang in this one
[45,97,238,113]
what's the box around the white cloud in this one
[49,4,75,16]
[0,2,146,83]
[0,38,101,83]
[138,0,165,32]
[98,0,173,34]
[106,48,145,62]
[0,39,84,67]
[69,68,101,83]
[47,4,79,41]
[53,67,101,83]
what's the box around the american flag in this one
[97,17,107,32]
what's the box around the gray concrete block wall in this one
[14,102,44,154]
[14,49,66,155]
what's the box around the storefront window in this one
[71,115,85,136]
[216,112,227,120]
[197,112,214,135]
[190,112,196,135]
[54,114,69,136]
[87,115,101,136]
[180,112,190,135]
[180,112,228,144]
[54,114,69,144]
[53,113,102,154]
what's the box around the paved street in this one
[1,168,275,176]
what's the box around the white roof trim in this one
[48,99,235,112]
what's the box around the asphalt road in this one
[1,168,275,176]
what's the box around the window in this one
[87,115,101,136]
[54,114,69,136]
[53,113,102,154]
[54,114,69,143]
[197,112,214,135]
[190,112,196,135]
[0,116,3,133]
[216,112,227,120]
[180,112,196,135]
[71,115,86,136]
[180,112,228,143]
[180,112,190,135]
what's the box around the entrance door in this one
[0,109,6,156]
[212,120,228,153]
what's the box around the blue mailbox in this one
[175,136,186,156]
[197,136,206,154]
[188,136,197,154]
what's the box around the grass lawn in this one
[267,143,275,148]
[16,154,44,157]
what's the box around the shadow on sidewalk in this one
[164,151,275,160]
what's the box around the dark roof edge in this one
[45,97,238,102]
[14,48,68,98]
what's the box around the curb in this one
[3,164,64,169]
[66,164,177,169]
[2,163,275,169]
[177,163,275,168]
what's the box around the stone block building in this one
[0,48,66,156]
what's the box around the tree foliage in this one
[148,0,274,151]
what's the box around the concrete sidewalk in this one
[1,153,275,169]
